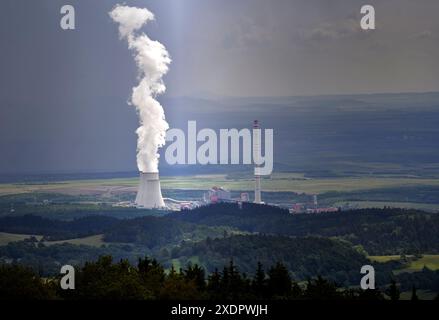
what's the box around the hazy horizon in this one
[2,1,439,174]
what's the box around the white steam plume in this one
[109,5,171,173]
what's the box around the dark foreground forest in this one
[0,256,432,300]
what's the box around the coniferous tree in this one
[410,286,419,301]
[184,264,206,291]
[137,256,165,297]
[207,268,221,299]
[267,262,292,298]
[252,262,267,298]
[160,265,199,300]
[305,276,340,300]
[386,279,400,301]
[0,265,56,299]
[226,260,242,298]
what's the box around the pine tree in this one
[411,286,419,301]
[386,279,400,301]
[252,262,266,298]
[184,264,206,290]
[207,268,222,299]
[305,275,339,300]
[267,262,292,297]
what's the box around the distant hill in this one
[0,214,236,248]
[162,234,370,286]
[1,203,438,255]
[160,92,439,177]
[171,203,439,255]
[103,216,238,248]
[0,214,119,240]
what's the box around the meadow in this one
[0,232,105,247]
[2,173,439,196]
[0,232,42,246]
[333,201,439,211]
[369,255,439,272]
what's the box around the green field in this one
[368,255,402,263]
[3,173,439,195]
[369,255,439,273]
[402,255,439,272]
[334,201,439,211]
[0,232,105,247]
[163,174,439,194]
[0,232,43,245]
[44,234,105,247]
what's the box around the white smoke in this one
[109,5,171,173]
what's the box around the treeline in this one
[0,256,421,300]
[2,205,438,255]
[103,216,234,248]
[0,214,119,240]
[0,234,372,286]
[0,215,231,247]
[0,240,144,276]
[173,203,439,255]
[161,234,372,286]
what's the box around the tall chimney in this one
[253,120,262,204]
[135,172,166,209]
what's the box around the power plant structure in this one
[135,172,166,209]
[253,120,262,204]
[133,120,265,209]
[203,186,232,204]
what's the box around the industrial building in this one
[203,186,232,204]
[132,120,268,210]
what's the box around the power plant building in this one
[204,187,231,204]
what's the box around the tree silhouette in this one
[410,286,419,301]
[184,264,206,291]
[386,279,400,301]
[267,262,292,298]
[252,262,267,299]
[305,276,339,300]
[0,256,433,301]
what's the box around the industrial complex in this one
[129,120,338,215]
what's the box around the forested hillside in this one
[0,204,438,292]
[0,214,119,240]
[173,203,439,255]
[103,216,237,248]
[162,234,371,286]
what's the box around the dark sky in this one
[1,0,439,174]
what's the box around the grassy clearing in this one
[44,234,105,247]
[368,255,402,263]
[161,175,439,194]
[402,255,439,272]
[0,232,105,247]
[369,255,439,273]
[0,232,43,245]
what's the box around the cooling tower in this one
[135,172,166,209]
